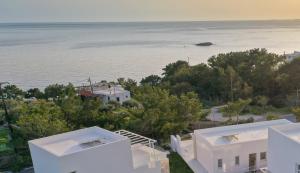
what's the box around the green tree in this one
[128,86,203,140]
[141,75,162,86]
[255,96,269,112]
[117,78,138,92]
[16,100,69,139]
[25,88,44,99]
[223,99,252,124]
[3,85,25,99]
[44,83,76,100]
[60,96,82,128]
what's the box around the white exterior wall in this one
[268,128,300,173]
[212,140,267,173]
[196,135,214,173]
[29,143,61,173]
[195,134,268,173]
[101,91,131,104]
[29,127,168,173]
[58,139,134,173]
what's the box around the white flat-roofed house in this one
[29,127,169,173]
[79,84,131,104]
[171,119,292,173]
[93,85,131,104]
[268,123,300,173]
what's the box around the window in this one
[260,152,267,160]
[296,164,300,173]
[218,159,223,169]
[117,97,120,102]
[235,156,240,165]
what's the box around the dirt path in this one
[207,106,296,122]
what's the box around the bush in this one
[266,114,280,120]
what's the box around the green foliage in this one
[0,128,13,155]
[222,99,251,123]
[44,83,76,99]
[169,152,193,173]
[292,107,300,122]
[3,85,25,99]
[254,96,269,107]
[126,86,203,140]
[117,78,137,93]
[16,100,69,139]
[146,49,287,105]
[122,99,140,108]
[222,99,252,117]
[25,88,44,99]
[266,114,280,120]
[141,75,162,86]
[244,105,266,115]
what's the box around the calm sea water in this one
[1,20,300,89]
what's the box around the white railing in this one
[115,130,158,163]
[115,130,157,147]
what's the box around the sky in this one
[1,0,300,22]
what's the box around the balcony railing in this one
[115,130,157,148]
[115,130,158,163]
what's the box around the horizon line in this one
[1,18,300,24]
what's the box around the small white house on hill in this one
[29,127,169,173]
[79,84,131,104]
[93,85,131,104]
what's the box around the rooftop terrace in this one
[195,119,292,146]
[29,127,127,156]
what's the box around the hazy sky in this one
[1,0,300,22]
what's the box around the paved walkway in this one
[207,106,265,122]
[206,106,296,123]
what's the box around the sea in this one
[1,20,300,89]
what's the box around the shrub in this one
[266,114,280,120]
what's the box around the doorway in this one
[249,153,257,171]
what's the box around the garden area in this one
[0,128,14,171]
[169,152,193,173]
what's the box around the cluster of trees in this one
[141,48,300,107]
[1,81,205,171]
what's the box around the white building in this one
[268,123,300,173]
[93,85,131,104]
[285,51,300,62]
[171,119,292,173]
[79,84,131,104]
[29,127,169,173]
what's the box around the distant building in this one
[170,119,292,173]
[79,82,131,104]
[29,127,169,173]
[268,123,300,173]
[285,51,300,62]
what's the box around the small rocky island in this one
[195,42,214,46]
